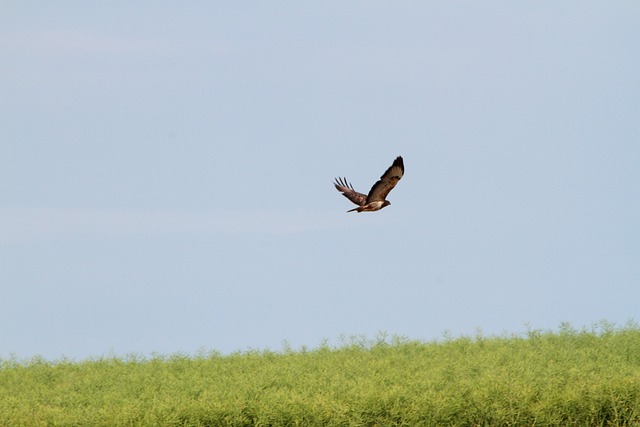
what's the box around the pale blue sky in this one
[2,2,639,360]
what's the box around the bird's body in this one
[347,200,388,213]
[334,156,404,213]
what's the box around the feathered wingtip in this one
[334,177,355,191]
[392,156,404,173]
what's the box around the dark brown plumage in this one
[333,156,404,213]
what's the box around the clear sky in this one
[2,2,639,360]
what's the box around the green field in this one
[2,322,639,426]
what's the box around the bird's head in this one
[382,201,391,208]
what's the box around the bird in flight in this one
[334,156,404,213]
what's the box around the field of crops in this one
[2,322,639,426]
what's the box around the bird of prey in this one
[334,156,404,213]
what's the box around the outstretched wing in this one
[334,177,367,206]
[366,156,404,203]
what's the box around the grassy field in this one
[2,322,639,426]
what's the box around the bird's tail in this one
[347,207,362,213]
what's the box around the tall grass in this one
[2,322,639,426]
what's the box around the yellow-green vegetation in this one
[2,323,639,426]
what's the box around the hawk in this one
[334,156,404,213]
